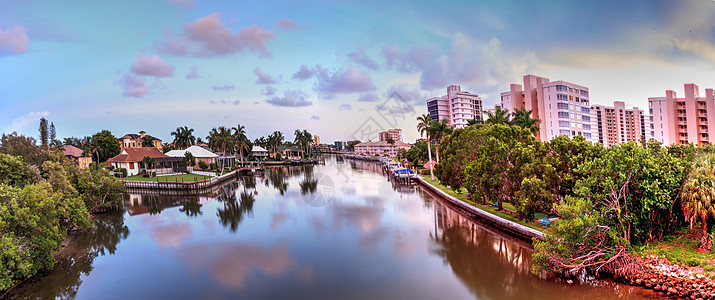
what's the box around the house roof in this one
[118,133,161,141]
[252,145,268,152]
[62,145,84,158]
[165,145,218,158]
[107,147,168,163]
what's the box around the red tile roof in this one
[62,145,84,158]
[107,147,168,163]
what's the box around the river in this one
[8,155,662,299]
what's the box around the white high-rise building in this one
[500,75,593,142]
[590,101,650,147]
[426,85,483,129]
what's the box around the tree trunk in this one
[427,137,434,181]
[702,222,712,251]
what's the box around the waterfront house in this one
[62,145,92,169]
[118,131,163,150]
[107,147,184,176]
[271,146,304,159]
[252,145,268,160]
[165,145,219,166]
[353,140,410,157]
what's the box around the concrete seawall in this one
[416,177,543,243]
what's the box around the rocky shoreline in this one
[618,255,715,299]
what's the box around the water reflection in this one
[8,211,129,299]
[179,197,203,217]
[216,181,256,232]
[299,165,318,195]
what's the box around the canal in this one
[9,155,662,299]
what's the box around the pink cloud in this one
[130,53,176,77]
[291,65,314,80]
[266,90,312,107]
[166,0,195,7]
[121,74,149,98]
[253,67,277,84]
[159,12,276,58]
[185,66,201,79]
[0,25,29,55]
[277,19,295,29]
[314,65,376,94]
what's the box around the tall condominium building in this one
[500,75,592,142]
[314,135,320,145]
[378,129,403,142]
[426,85,483,129]
[649,84,715,145]
[590,101,650,147]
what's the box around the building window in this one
[559,121,569,127]
[582,107,590,114]
[583,124,591,131]
[129,162,135,169]
[559,129,571,136]
[582,115,590,122]
[558,112,569,119]
[557,102,568,110]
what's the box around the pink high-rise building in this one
[426,85,483,128]
[590,101,649,147]
[500,75,592,142]
[378,129,402,142]
[649,84,715,145]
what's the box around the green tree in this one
[681,151,715,250]
[417,114,435,180]
[483,105,510,125]
[141,135,154,147]
[71,163,126,212]
[0,153,36,188]
[170,126,195,149]
[49,122,56,145]
[207,126,234,172]
[142,156,156,176]
[39,117,49,147]
[183,152,196,166]
[430,118,452,162]
[89,130,121,163]
[233,124,250,166]
[511,107,540,134]
[1,132,46,166]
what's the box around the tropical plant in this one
[511,107,540,134]
[39,117,49,147]
[171,126,196,150]
[483,105,511,125]
[183,152,196,166]
[429,118,452,162]
[207,126,234,173]
[1,132,47,166]
[142,156,156,176]
[88,130,121,163]
[233,124,250,167]
[417,113,435,180]
[141,136,155,147]
[681,151,715,250]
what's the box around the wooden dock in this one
[121,169,244,195]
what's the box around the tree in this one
[0,153,36,188]
[1,132,46,166]
[141,136,154,147]
[347,140,360,152]
[467,118,483,126]
[233,124,250,167]
[681,151,715,250]
[207,126,234,172]
[483,105,510,125]
[171,126,195,150]
[429,119,452,163]
[88,130,121,163]
[49,122,56,145]
[39,117,49,147]
[417,114,435,180]
[511,107,540,134]
[142,156,156,176]
[183,152,196,166]
[71,163,125,212]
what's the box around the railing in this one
[121,170,240,194]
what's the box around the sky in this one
[2,0,715,144]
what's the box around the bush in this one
[105,165,115,171]
[419,169,431,175]
[198,161,209,170]
[114,168,127,178]
[209,163,218,170]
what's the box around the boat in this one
[393,168,417,179]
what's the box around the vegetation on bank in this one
[0,132,125,291]
[430,121,715,277]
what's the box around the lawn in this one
[123,173,212,182]
[420,175,543,231]
[635,229,715,279]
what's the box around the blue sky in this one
[2,0,715,143]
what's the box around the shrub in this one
[114,168,127,178]
[105,165,115,171]
[198,161,209,170]
[209,163,218,170]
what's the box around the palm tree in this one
[233,124,249,167]
[466,118,483,126]
[417,114,435,181]
[429,119,452,163]
[511,107,540,134]
[294,129,304,157]
[483,105,511,125]
[142,156,156,177]
[207,126,234,173]
[171,126,196,149]
[268,131,284,159]
[681,153,715,251]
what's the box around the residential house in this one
[252,145,268,160]
[353,140,410,157]
[165,145,219,166]
[62,145,92,169]
[271,146,304,159]
[118,131,163,150]
[107,147,184,176]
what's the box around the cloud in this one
[212,84,235,91]
[277,19,295,30]
[5,111,49,134]
[130,53,176,77]
[166,0,195,7]
[253,67,277,84]
[310,115,320,120]
[382,34,540,93]
[357,92,379,102]
[265,90,312,107]
[262,85,277,96]
[385,84,426,105]
[291,65,314,80]
[0,25,29,56]
[186,66,201,79]
[121,74,149,97]
[209,99,240,105]
[313,65,376,94]
[338,104,352,110]
[159,13,276,58]
[347,48,380,71]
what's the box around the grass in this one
[123,173,212,182]
[635,229,715,274]
[420,175,544,231]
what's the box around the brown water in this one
[8,155,663,299]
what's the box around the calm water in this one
[9,155,662,299]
